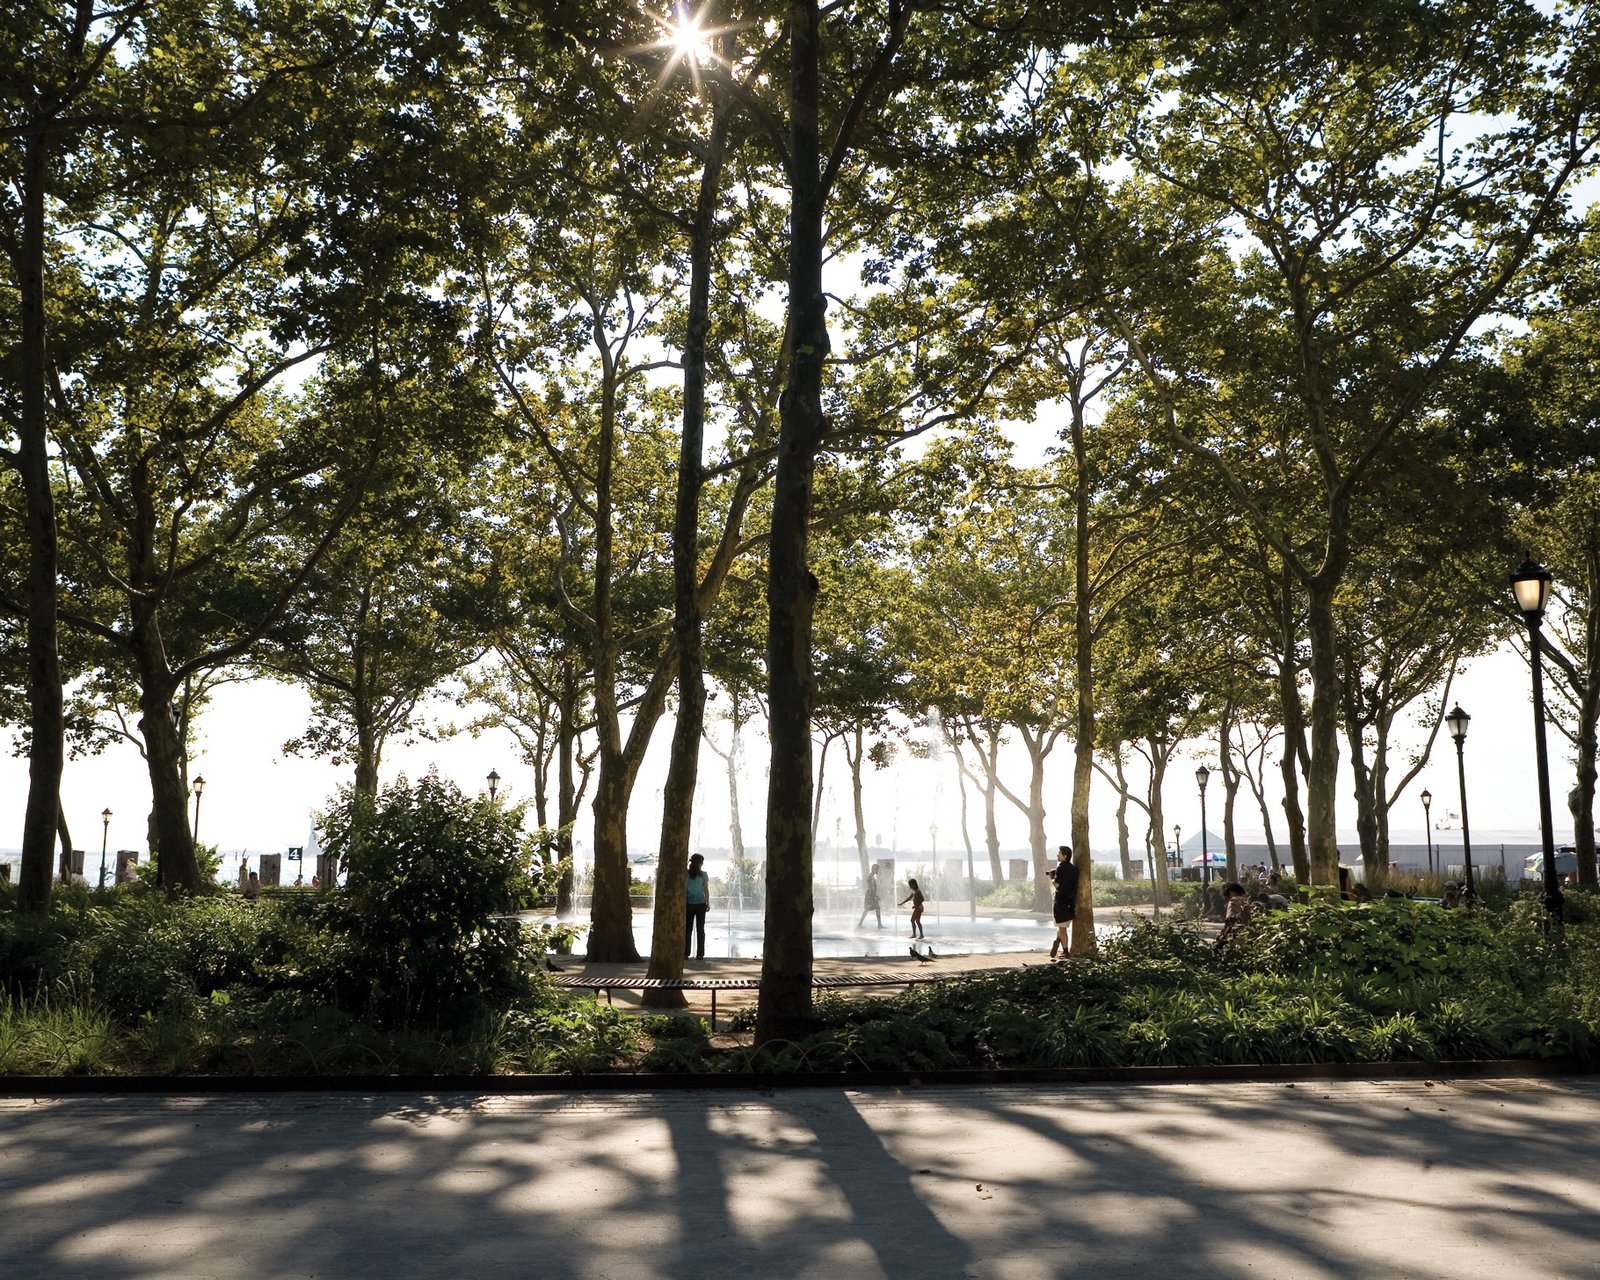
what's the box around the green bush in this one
[315,774,551,1027]
[1244,900,1499,987]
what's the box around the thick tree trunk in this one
[130,614,202,894]
[587,763,637,960]
[758,0,827,1045]
[354,719,379,798]
[17,132,64,914]
[1305,580,1342,887]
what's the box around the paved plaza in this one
[3,1076,1598,1279]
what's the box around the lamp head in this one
[1444,705,1470,743]
[101,807,112,822]
[1510,556,1552,623]
[1420,788,1431,808]
[192,775,206,796]
[1195,763,1211,792]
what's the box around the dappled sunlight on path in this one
[2,1078,1597,1279]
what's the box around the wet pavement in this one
[559,906,1115,960]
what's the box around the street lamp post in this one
[192,776,206,847]
[1420,789,1433,875]
[1444,707,1475,897]
[487,769,500,801]
[98,808,112,889]
[1511,557,1565,923]
[1196,764,1212,910]
[1172,824,1181,878]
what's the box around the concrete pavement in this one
[3,1077,1598,1279]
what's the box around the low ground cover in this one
[682,895,1600,1074]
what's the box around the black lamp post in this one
[1196,764,1212,904]
[1511,557,1564,922]
[487,769,500,801]
[1420,789,1433,875]
[192,776,206,847]
[98,808,112,889]
[1444,706,1475,897]
[1172,824,1181,874]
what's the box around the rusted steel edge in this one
[0,1057,1588,1096]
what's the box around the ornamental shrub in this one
[315,773,548,1028]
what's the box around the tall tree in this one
[1112,0,1600,887]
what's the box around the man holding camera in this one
[1048,845,1079,960]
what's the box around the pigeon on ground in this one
[545,956,565,972]
[910,946,934,963]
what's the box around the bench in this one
[551,971,955,1030]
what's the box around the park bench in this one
[551,971,956,1030]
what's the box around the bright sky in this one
[0,631,1570,879]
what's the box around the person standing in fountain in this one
[857,865,883,929]
[685,853,711,961]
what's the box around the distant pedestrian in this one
[237,858,248,889]
[857,865,883,929]
[685,853,711,960]
[900,878,925,939]
[1442,880,1461,909]
[242,872,261,901]
[1049,845,1080,959]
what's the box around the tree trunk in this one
[587,763,637,960]
[353,719,380,798]
[757,0,826,1046]
[1276,573,1311,882]
[1219,706,1240,883]
[981,728,1003,884]
[1342,661,1381,884]
[1023,730,1051,913]
[1068,399,1095,952]
[1305,579,1342,887]
[16,131,64,915]
[555,667,579,922]
[645,95,727,1005]
[55,807,73,882]
[1575,541,1599,890]
[728,703,747,864]
[1372,709,1396,880]
[130,613,203,894]
[849,726,869,879]
[1113,753,1134,879]
[1147,743,1171,908]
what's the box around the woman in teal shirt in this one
[685,853,711,960]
